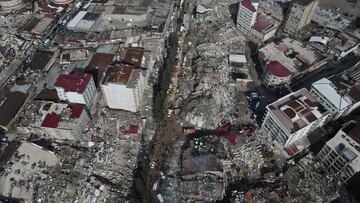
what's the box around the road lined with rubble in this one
[131,0,188,202]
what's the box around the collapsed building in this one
[16,101,89,140]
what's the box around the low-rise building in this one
[16,101,89,140]
[101,65,144,112]
[54,72,96,107]
[315,121,360,183]
[261,88,329,158]
[229,43,253,89]
[195,4,212,21]
[121,47,145,68]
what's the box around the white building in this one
[237,0,258,34]
[54,72,96,107]
[101,66,144,112]
[261,88,329,158]
[316,121,360,183]
[311,63,360,118]
[310,78,352,117]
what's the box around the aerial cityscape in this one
[0,0,359,202]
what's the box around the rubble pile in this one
[177,6,251,129]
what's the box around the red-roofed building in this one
[54,72,96,107]
[17,101,90,141]
[101,66,145,112]
[68,104,84,118]
[237,0,258,34]
[41,113,60,128]
[250,14,279,42]
[263,61,293,89]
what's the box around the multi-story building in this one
[237,0,258,34]
[16,102,90,141]
[54,72,96,107]
[101,65,144,112]
[261,88,329,158]
[258,37,327,89]
[284,0,319,34]
[310,62,360,118]
[262,60,292,89]
[250,14,279,43]
[315,121,360,183]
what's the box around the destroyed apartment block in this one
[16,101,90,141]
[228,42,254,90]
[0,91,28,131]
[0,141,59,201]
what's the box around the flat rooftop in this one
[267,88,327,133]
[104,65,140,88]
[260,38,325,73]
[329,62,360,103]
[54,72,92,94]
[342,121,360,144]
[0,142,58,201]
[123,47,145,68]
[0,91,28,129]
[17,101,85,130]
[25,51,54,71]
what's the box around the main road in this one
[131,0,189,202]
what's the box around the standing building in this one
[237,0,258,34]
[54,72,96,107]
[101,65,144,112]
[284,0,319,34]
[262,60,292,89]
[315,121,360,183]
[250,14,279,43]
[310,62,360,118]
[261,88,329,158]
